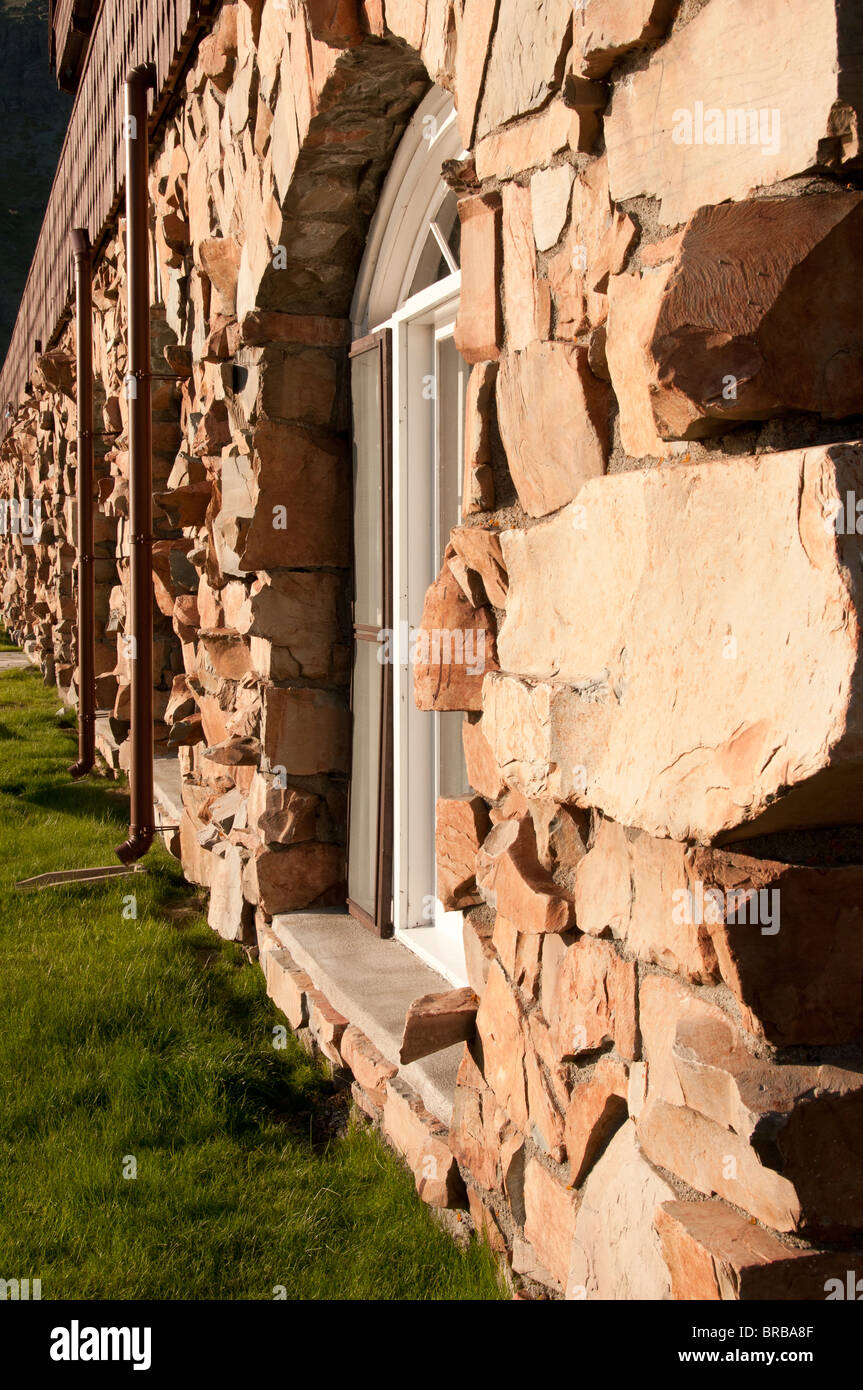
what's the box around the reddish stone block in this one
[454,193,502,365]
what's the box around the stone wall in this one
[4,0,863,1299]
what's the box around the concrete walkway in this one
[0,652,32,671]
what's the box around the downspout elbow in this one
[115,825,155,865]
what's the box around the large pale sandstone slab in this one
[477,0,574,139]
[455,0,499,146]
[485,445,863,843]
[567,1120,675,1300]
[605,0,863,226]
[608,195,863,453]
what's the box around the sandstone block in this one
[248,773,319,845]
[449,1047,508,1191]
[486,445,863,842]
[462,716,506,802]
[502,180,551,352]
[574,0,679,78]
[261,685,350,775]
[244,843,345,914]
[306,987,349,1065]
[547,156,636,338]
[265,947,313,1030]
[462,361,497,515]
[400,987,479,1064]
[657,1199,863,1301]
[454,194,502,365]
[608,195,863,453]
[235,570,343,681]
[455,0,499,146]
[341,1025,398,1096]
[435,794,490,910]
[530,163,573,253]
[550,934,637,1062]
[467,1188,507,1253]
[215,422,350,572]
[567,1120,674,1300]
[493,915,541,1000]
[208,840,250,942]
[639,981,863,1236]
[475,961,528,1132]
[475,99,588,180]
[496,342,608,518]
[448,526,508,608]
[523,1033,566,1163]
[383,1075,466,1208]
[523,1157,578,1291]
[476,817,574,933]
[477,0,575,139]
[463,914,496,997]
[413,559,498,712]
[565,1054,629,1186]
[581,819,863,1046]
[605,0,863,225]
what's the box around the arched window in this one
[347,87,470,986]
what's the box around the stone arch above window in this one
[351,85,465,336]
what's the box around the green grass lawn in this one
[0,660,504,1300]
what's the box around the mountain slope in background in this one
[0,0,71,362]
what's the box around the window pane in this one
[439,712,470,799]
[436,333,471,807]
[349,638,383,917]
[407,189,461,299]
[351,346,384,628]
[437,334,467,560]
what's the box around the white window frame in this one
[351,89,471,986]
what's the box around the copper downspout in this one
[69,228,95,780]
[116,64,156,865]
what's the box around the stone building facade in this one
[3,0,863,1298]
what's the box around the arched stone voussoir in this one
[247,35,431,320]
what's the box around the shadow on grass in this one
[21,777,130,827]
